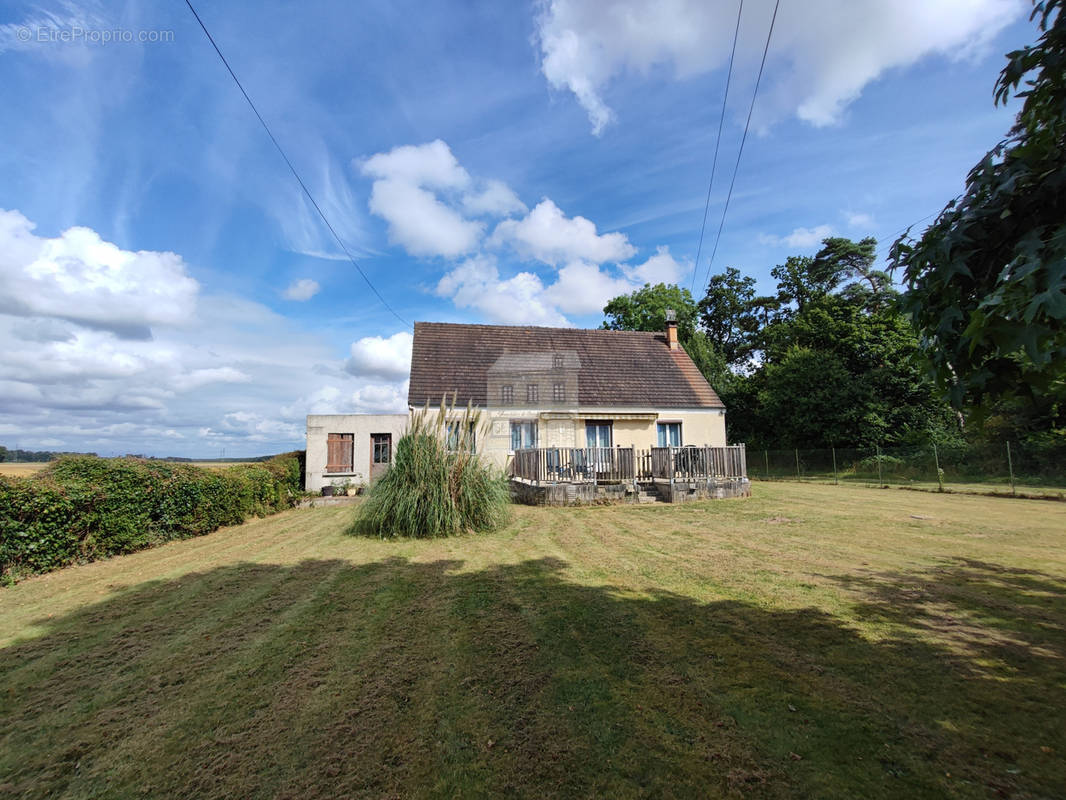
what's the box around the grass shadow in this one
[1,555,1063,798]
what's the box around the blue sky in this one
[0,0,1036,456]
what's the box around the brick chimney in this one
[664,309,679,350]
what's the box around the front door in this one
[370,433,391,481]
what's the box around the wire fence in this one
[751,441,1066,499]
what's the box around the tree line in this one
[603,2,1064,453]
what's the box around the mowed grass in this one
[1,484,1064,799]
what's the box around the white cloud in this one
[366,178,483,257]
[282,278,321,301]
[344,331,413,381]
[0,208,199,338]
[436,255,571,326]
[350,381,409,414]
[542,261,633,315]
[535,0,1021,134]
[360,141,483,258]
[759,224,834,249]
[361,139,471,189]
[491,199,636,266]
[620,245,685,286]
[0,209,424,457]
[845,211,875,229]
[171,367,252,392]
[462,179,528,217]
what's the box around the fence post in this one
[876,445,884,488]
[832,446,838,485]
[764,449,769,480]
[933,441,943,492]
[1006,441,1016,496]
[795,448,800,480]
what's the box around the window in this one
[657,422,682,447]
[552,382,565,402]
[510,421,537,451]
[500,384,514,404]
[326,432,354,472]
[586,421,612,448]
[552,353,563,368]
[526,384,538,403]
[371,433,391,464]
[446,421,476,452]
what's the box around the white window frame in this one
[656,421,682,447]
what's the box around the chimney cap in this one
[665,309,677,323]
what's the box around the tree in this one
[602,283,730,388]
[891,1,1066,408]
[602,283,699,341]
[697,267,759,366]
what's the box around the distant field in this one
[1,482,1063,798]
[0,461,250,477]
[0,463,49,477]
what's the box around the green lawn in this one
[2,483,1064,798]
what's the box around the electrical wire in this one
[700,0,781,292]
[690,0,745,293]
[182,0,409,327]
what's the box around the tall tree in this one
[891,1,1066,408]
[697,267,759,366]
[602,283,729,389]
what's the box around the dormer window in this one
[526,384,538,403]
[501,384,514,404]
[552,353,563,369]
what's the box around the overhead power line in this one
[700,0,781,293]
[690,0,745,293]
[182,0,409,327]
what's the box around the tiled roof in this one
[408,322,724,409]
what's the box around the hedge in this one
[0,452,305,583]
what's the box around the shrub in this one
[0,452,304,583]
[350,402,509,539]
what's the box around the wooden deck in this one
[511,445,747,486]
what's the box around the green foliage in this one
[892,1,1066,408]
[602,283,700,341]
[697,267,758,365]
[0,452,304,582]
[350,402,509,539]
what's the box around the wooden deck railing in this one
[511,445,747,485]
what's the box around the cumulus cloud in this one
[360,140,484,258]
[282,278,320,301]
[491,199,636,266]
[344,331,413,381]
[436,255,570,326]
[759,224,834,249]
[620,246,685,286]
[542,261,633,315]
[535,0,1020,134]
[0,208,420,457]
[0,208,199,338]
[462,179,528,217]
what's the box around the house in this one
[407,315,726,463]
[306,314,748,501]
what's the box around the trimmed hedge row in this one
[0,452,305,583]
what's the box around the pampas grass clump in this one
[349,400,510,538]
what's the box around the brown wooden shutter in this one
[326,433,354,472]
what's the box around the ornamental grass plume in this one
[348,397,510,538]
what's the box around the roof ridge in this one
[414,320,661,336]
